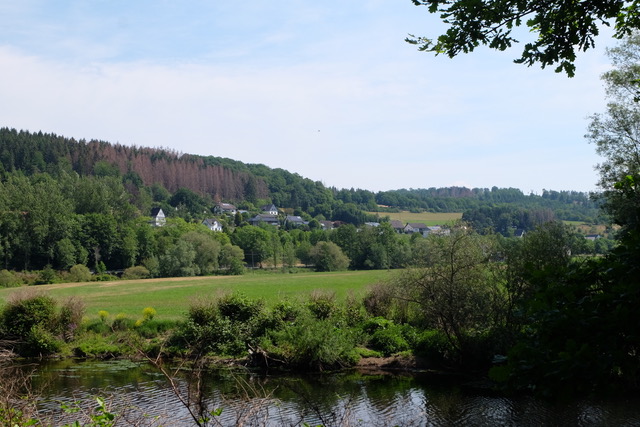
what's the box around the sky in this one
[0,1,617,194]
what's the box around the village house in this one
[319,220,334,230]
[150,207,166,227]
[214,203,237,216]
[248,213,280,227]
[202,218,223,232]
[404,222,429,236]
[390,220,404,233]
[261,204,279,215]
[285,215,308,228]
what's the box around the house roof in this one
[390,220,404,229]
[319,220,334,229]
[150,207,164,216]
[406,222,428,229]
[249,214,279,223]
[261,204,278,211]
[217,203,237,210]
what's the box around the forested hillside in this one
[0,127,608,275]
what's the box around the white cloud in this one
[0,2,615,194]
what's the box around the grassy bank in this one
[0,269,392,320]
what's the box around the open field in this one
[370,211,462,226]
[0,270,392,320]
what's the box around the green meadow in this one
[370,211,462,226]
[0,270,392,320]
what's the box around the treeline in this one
[0,128,601,228]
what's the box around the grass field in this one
[0,270,392,320]
[369,211,462,226]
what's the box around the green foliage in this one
[61,397,116,427]
[36,264,58,285]
[122,265,150,280]
[407,0,640,77]
[217,293,264,322]
[68,264,92,282]
[262,314,360,370]
[112,314,135,331]
[0,269,21,287]
[24,324,63,356]
[309,241,350,272]
[306,290,337,320]
[2,291,57,337]
[369,327,410,357]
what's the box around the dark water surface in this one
[26,359,640,426]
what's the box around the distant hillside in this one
[0,127,268,201]
[0,127,602,225]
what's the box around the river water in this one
[24,359,640,426]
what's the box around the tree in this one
[407,0,640,76]
[231,225,271,268]
[309,241,350,272]
[391,226,501,359]
[587,33,640,232]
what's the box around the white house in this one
[150,208,166,227]
[261,204,279,215]
[202,218,223,232]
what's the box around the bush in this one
[369,325,410,356]
[68,264,92,282]
[24,324,63,356]
[2,290,57,338]
[34,265,59,285]
[57,297,85,341]
[263,315,359,370]
[0,270,21,288]
[123,266,150,280]
[306,290,337,320]
[112,314,135,331]
[414,329,455,367]
[217,293,264,323]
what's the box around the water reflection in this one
[26,360,640,426]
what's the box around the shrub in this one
[112,314,135,331]
[306,290,337,320]
[123,266,150,280]
[414,329,455,367]
[270,299,303,328]
[57,297,85,341]
[369,325,410,356]
[35,265,58,285]
[0,270,21,288]
[68,264,92,282]
[217,293,264,323]
[263,315,359,370]
[2,290,57,338]
[24,324,63,356]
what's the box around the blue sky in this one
[0,1,615,193]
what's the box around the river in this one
[22,359,640,426]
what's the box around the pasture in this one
[371,211,462,226]
[0,270,392,320]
